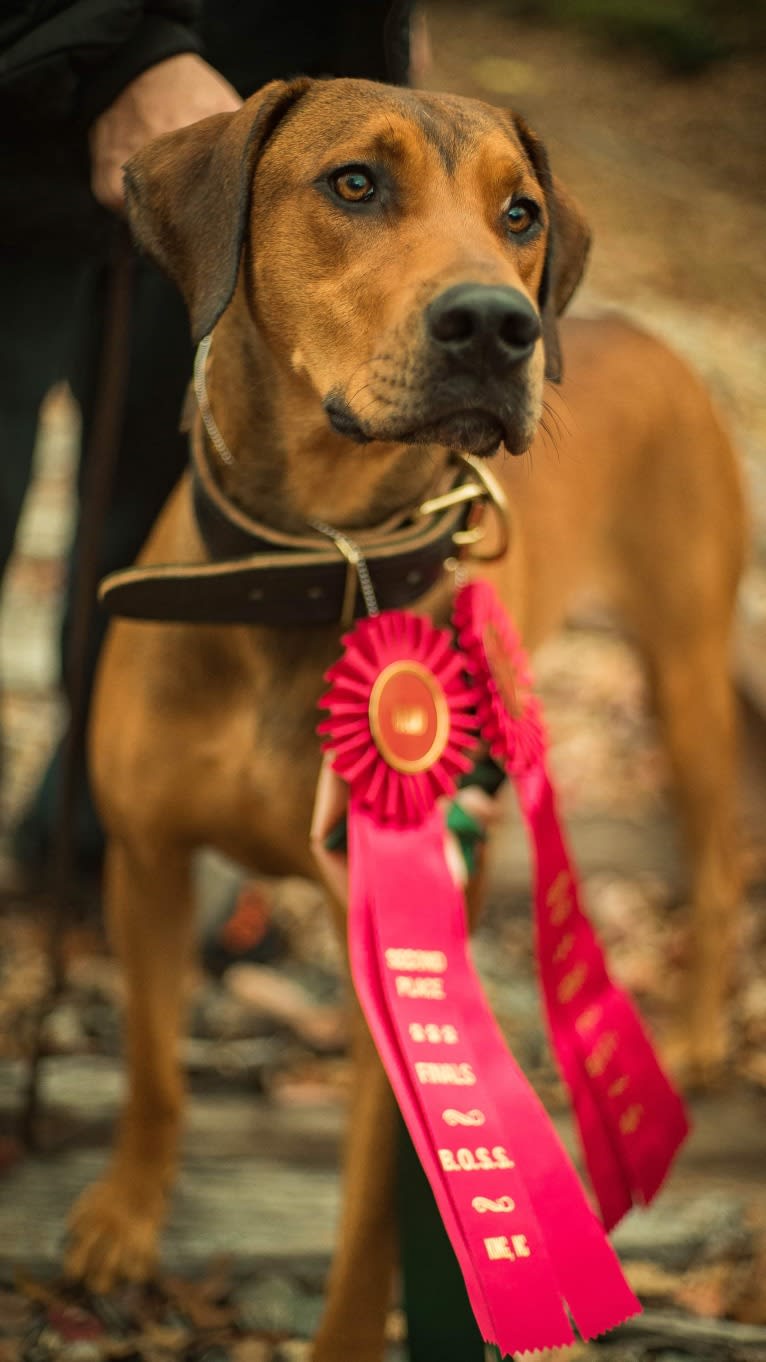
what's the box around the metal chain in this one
[310,518,380,618]
[193,333,235,466]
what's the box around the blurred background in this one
[0,3,765,1359]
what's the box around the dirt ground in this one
[0,5,765,1360]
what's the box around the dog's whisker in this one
[346,379,376,407]
[541,401,568,453]
[537,419,555,456]
[546,405,570,442]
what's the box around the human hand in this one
[90,53,242,212]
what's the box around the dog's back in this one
[489,313,745,649]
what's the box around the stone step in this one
[2,1057,764,1285]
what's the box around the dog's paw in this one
[65,1175,165,1292]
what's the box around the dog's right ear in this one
[511,114,591,384]
[123,77,313,343]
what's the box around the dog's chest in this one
[202,642,331,873]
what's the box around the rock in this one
[182,1036,285,1084]
[0,1293,32,1339]
[57,1345,101,1362]
[232,1276,321,1338]
[613,1194,752,1272]
[612,1307,766,1358]
[40,1002,87,1056]
[272,1344,310,1362]
[230,1343,271,1362]
[20,1324,62,1362]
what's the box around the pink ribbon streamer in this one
[518,761,690,1228]
[348,803,640,1356]
[454,579,689,1230]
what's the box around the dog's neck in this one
[203,303,450,537]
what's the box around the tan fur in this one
[65,79,745,1360]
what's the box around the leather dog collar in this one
[99,418,509,628]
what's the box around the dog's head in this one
[125,78,589,459]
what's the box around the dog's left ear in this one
[124,77,314,342]
[512,115,591,383]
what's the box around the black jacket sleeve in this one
[0,1,203,126]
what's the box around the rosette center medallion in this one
[318,611,478,827]
[369,660,450,773]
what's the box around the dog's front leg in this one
[313,1005,398,1362]
[66,836,195,1291]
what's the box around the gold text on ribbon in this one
[441,1108,486,1127]
[547,871,573,925]
[438,1145,515,1173]
[557,961,588,1004]
[409,1022,459,1044]
[484,1234,531,1262]
[416,1061,476,1085]
[385,948,447,973]
[472,1195,516,1213]
[395,975,445,999]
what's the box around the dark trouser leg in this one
[0,256,90,585]
[13,258,192,873]
[0,254,91,858]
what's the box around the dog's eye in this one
[330,167,376,203]
[504,197,540,237]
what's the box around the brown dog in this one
[65,78,745,1359]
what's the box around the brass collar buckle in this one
[418,453,510,563]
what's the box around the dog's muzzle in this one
[326,284,542,458]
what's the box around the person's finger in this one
[91,160,126,214]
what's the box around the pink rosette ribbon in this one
[317,609,639,1356]
[454,579,689,1231]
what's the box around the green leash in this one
[397,1120,509,1362]
[397,1116,485,1361]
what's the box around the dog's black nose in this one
[426,284,541,371]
